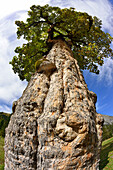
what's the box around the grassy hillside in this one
[0,136,4,170]
[100,137,113,169]
[103,123,113,141]
[0,112,11,137]
[0,112,10,169]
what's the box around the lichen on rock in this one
[5,39,104,170]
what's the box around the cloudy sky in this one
[0,0,113,116]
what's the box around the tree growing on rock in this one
[10,4,113,81]
[6,5,107,169]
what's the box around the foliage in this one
[0,112,11,137]
[0,136,4,169]
[102,124,113,141]
[0,113,10,168]
[100,137,113,169]
[10,4,113,81]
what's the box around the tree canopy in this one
[10,4,113,81]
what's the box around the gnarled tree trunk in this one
[5,39,103,170]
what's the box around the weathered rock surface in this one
[101,114,113,125]
[5,40,104,170]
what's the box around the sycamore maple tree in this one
[10,4,113,81]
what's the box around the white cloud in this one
[0,0,51,20]
[98,58,113,86]
[0,0,50,113]
[50,0,113,35]
[96,102,109,113]
[84,57,113,87]
[0,105,11,113]
[0,12,28,113]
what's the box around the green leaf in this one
[10,4,113,81]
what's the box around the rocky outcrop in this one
[5,39,104,170]
[101,114,113,125]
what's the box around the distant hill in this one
[0,112,10,118]
[0,112,11,137]
[100,114,113,141]
[101,114,113,125]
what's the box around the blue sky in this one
[0,0,113,116]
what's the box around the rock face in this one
[5,40,104,170]
[101,114,113,125]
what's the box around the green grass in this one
[100,137,113,170]
[0,112,11,138]
[0,136,4,170]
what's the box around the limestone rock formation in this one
[5,40,104,170]
[101,114,113,125]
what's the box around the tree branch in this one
[27,20,46,28]
[40,9,52,25]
